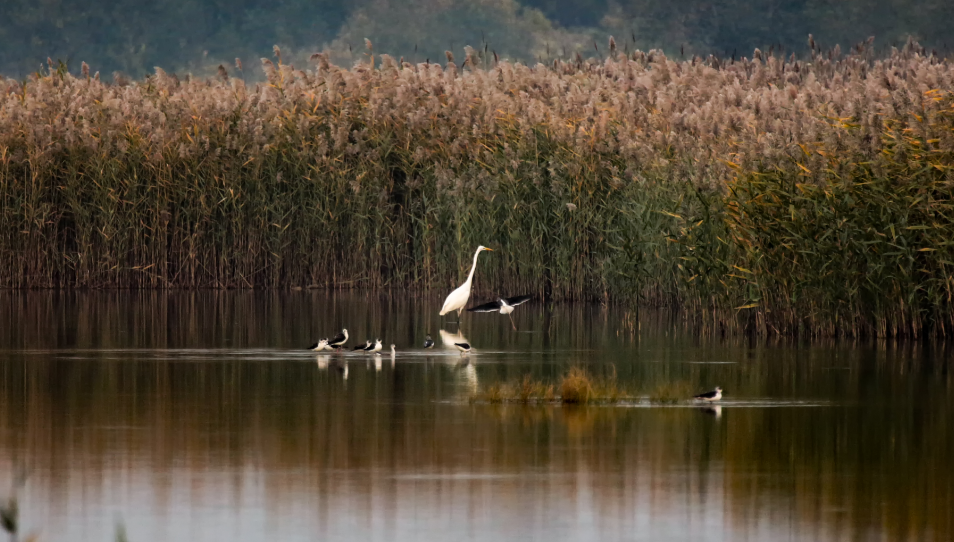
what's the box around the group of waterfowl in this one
[308,328,472,355]
[308,244,725,403]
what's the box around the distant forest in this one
[2,0,953,77]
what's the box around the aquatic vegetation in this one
[1,40,953,336]
[647,381,695,404]
[473,366,625,404]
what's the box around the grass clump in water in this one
[473,367,626,405]
[647,381,695,404]
[559,367,593,404]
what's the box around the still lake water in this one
[0,291,951,541]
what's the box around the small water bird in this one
[468,295,532,329]
[390,344,396,355]
[370,338,383,354]
[440,329,469,348]
[423,334,435,349]
[353,340,371,351]
[454,342,472,356]
[327,328,349,349]
[440,246,493,322]
[693,386,723,402]
[308,338,330,351]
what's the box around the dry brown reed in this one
[647,381,695,404]
[1,40,953,336]
[473,366,625,404]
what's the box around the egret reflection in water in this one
[0,291,950,542]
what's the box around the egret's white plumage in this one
[440,246,493,319]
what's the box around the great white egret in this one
[694,387,723,402]
[468,295,532,329]
[328,329,349,349]
[353,340,371,351]
[440,246,493,320]
[423,334,435,349]
[454,342,472,355]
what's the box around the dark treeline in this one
[2,0,954,78]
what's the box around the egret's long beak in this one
[484,247,493,251]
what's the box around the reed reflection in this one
[0,292,950,542]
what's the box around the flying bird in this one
[440,246,493,321]
[454,342,472,356]
[468,295,532,329]
[693,387,724,402]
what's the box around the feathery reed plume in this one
[1,40,953,337]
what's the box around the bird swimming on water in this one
[468,295,532,329]
[454,342,472,356]
[327,328,349,349]
[693,386,723,402]
[423,334,435,349]
[440,246,493,321]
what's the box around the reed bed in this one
[1,40,953,336]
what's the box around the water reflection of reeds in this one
[0,355,951,541]
[0,292,951,541]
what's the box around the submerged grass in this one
[473,366,626,404]
[2,40,954,337]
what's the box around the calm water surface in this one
[0,292,951,541]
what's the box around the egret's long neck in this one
[464,249,482,286]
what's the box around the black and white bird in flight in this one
[467,295,532,329]
[693,387,723,402]
[454,342,472,355]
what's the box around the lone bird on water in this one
[423,334,435,349]
[440,246,493,322]
[693,387,723,402]
[468,295,532,329]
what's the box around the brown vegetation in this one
[1,40,953,336]
[473,366,625,404]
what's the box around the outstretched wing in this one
[467,299,503,312]
[504,295,532,306]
